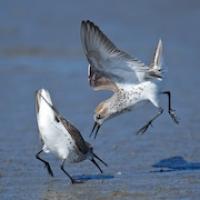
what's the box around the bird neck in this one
[39,99,55,121]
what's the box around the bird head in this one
[35,88,52,113]
[90,101,110,138]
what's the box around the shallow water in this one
[0,1,200,199]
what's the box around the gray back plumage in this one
[59,117,89,154]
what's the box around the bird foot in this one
[45,164,54,177]
[169,109,179,124]
[137,121,153,135]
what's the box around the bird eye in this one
[97,114,101,119]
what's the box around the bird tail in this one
[147,39,163,80]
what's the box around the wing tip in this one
[81,20,100,32]
[158,38,163,51]
[82,19,95,25]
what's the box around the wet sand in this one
[0,1,200,199]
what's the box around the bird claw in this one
[45,164,54,177]
[137,121,152,135]
[169,109,179,124]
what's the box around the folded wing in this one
[59,117,89,154]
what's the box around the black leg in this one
[137,107,164,135]
[60,160,83,184]
[36,150,54,177]
[162,91,179,124]
[90,158,103,173]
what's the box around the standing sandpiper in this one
[35,88,107,184]
[81,20,179,138]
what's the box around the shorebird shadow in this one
[151,156,200,173]
[72,174,114,181]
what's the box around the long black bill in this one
[38,92,59,114]
[90,121,101,139]
[93,152,108,167]
[91,158,103,173]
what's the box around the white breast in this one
[118,81,159,109]
[37,102,77,161]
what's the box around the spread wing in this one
[88,64,119,92]
[81,20,148,91]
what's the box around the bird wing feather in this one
[58,117,89,154]
[81,20,148,91]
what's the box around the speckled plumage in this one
[35,89,107,183]
[81,20,179,137]
[104,81,159,119]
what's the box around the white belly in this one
[38,115,80,162]
[119,81,159,109]
[36,90,85,163]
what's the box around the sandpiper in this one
[80,20,179,138]
[35,88,107,184]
